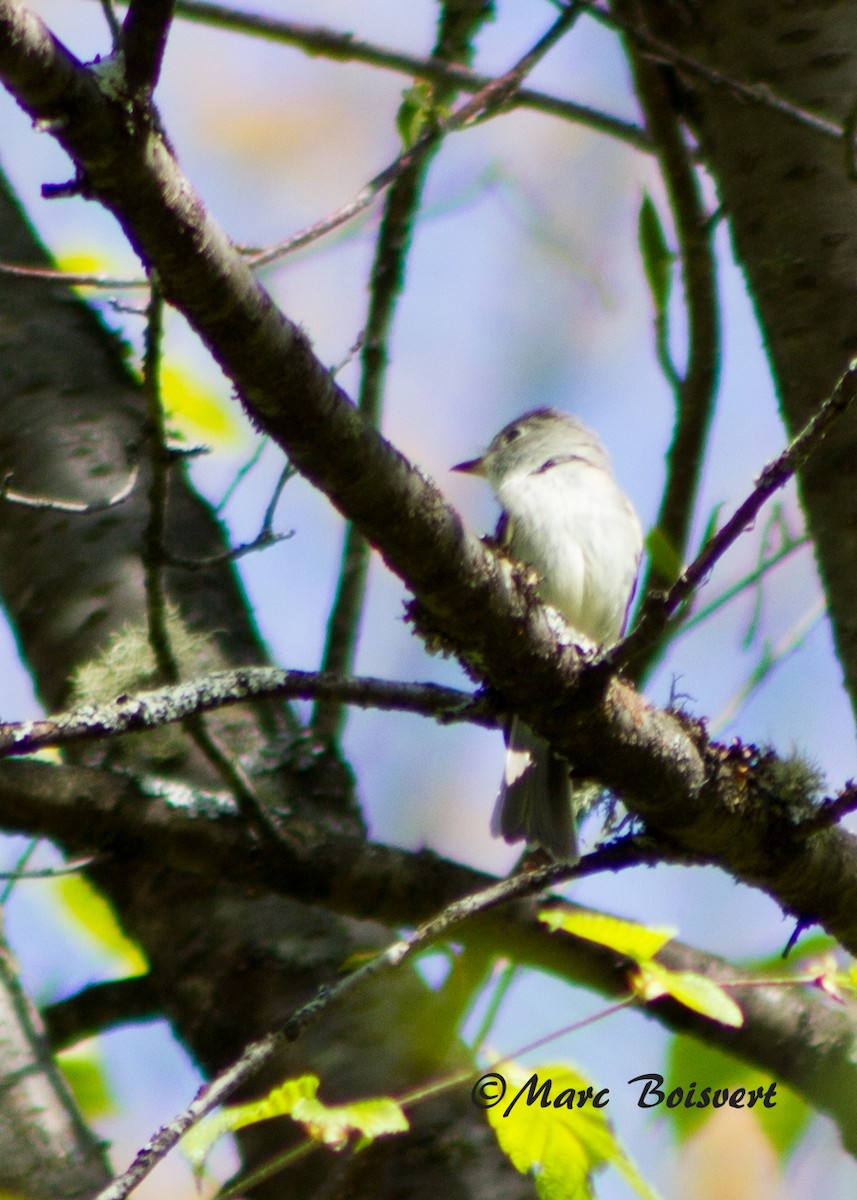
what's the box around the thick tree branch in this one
[3,1,857,956]
[42,975,161,1050]
[4,750,857,1167]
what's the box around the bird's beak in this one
[451,456,484,476]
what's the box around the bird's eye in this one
[505,426,522,442]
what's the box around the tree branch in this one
[620,2,720,681]
[159,0,653,153]
[313,0,496,742]
[42,975,161,1050]
[4,1,857,957]
[619,360,857,669]
[0,668,494,757]
[120,0,175,94]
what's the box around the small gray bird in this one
[453,408,642,861]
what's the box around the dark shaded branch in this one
[620,5,720,682]
[313,0,495,742]
[83,795,857,1200]
[141,285,176,684]
[120,0,175,94]
[0,754,851,1177]
[42,976,161,1050]
[6,0,857,970]
[138,288,282,844]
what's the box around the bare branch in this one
[42,976,160,1050]
[245,4,583,268]
[162,0,653,153]
[0,260,146,287]
[120,0,175,94]
[0,669,492,757]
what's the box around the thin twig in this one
[168,460,295,566]
[0,856,96,884]
[675,534,810,638]
[163,0,652,152]
[617,358,857,671]
[215,437,267,512]
[623,7,720,684]
[0,670,493,758]
[0,838,38,903]
[0,261,147,287]
[99,0,121,42]
[139,285,282,844]
[711,596,826,733]
[164,528,292,570]
[245,3,584,269]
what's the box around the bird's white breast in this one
[497,457,641,646]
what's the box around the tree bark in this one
[626,0,857,719]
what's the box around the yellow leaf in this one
[633,963,743,1027]
[160,363,243,445]
[181,1074,408,1173]
[54,875,147,976]
[539,909,676,961]
[58,1041,116,1118]
[485,1063,660,1200]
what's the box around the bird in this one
[453,407,642,861]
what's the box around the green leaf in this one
[666,1034,809,1156]
[632,962,743,1028]
[539,908,677,962]
[58,1043,116,1119]
[396,82,436,148]
[181,1075,408,1173]
[644,527,683,587]
[540,909,742,1027]
[698,501,723,549]
[486,1062,660,1200]
[638,193,673,318]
